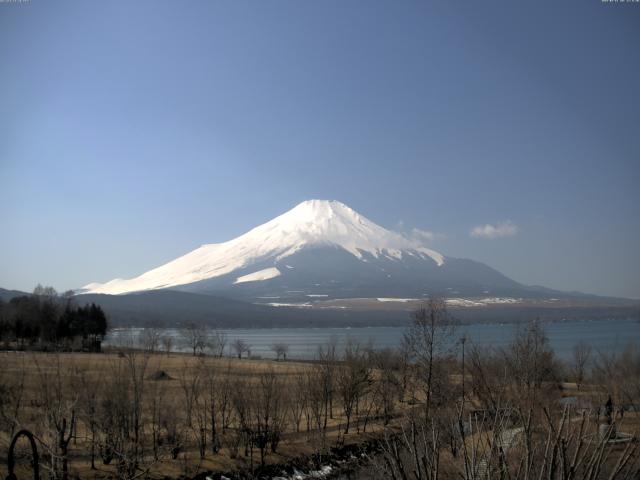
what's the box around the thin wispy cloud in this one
[396,221,445,245]
[470,221,518,239]
[411,228,445,243]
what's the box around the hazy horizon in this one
[1,1,639,298]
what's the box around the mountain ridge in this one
[76,199,628,304]
[80,199,446,296]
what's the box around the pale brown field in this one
[0,350,405,479]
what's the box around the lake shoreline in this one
[105,317,639,361]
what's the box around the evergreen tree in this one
[2,287,109,349]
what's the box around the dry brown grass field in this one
[0,349,408,479]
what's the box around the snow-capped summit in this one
[240,199,444,264]
[80,200,445,295]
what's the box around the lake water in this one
[104,317,639,361]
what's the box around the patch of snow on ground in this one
[377,298,418,303]
[264,302,313,308]
[446,298,485,307]
[278,465,333,479]
[446,297,522,307]
[310,465,333,478]
[480,297,521,304]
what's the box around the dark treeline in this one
[0,284,107,350]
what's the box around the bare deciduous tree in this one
[571,340,592,389]
[305,367,329,465]
[289,374,308,433]
[317,338,337,426]
[178,358,201,429]
[336,340,372,434]
[404,298,455,420]
[202,358,221,454]
[139,327,162,353]
[34,354,78,480]
[147,369,166,461]
[271,342,289,361]
[161,335,173,356]
[206,330,227,358]
[379,318,639,480]
[0,353,27,439]
[504,319,559,410]
[370,348,401,425]
[252,369,287,465]
[593,342,640,413]
[78,360,103,469]
[183,323,208,356]
[232,338,251,359]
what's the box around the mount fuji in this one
[81,200,537,301]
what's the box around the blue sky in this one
[1,0,639,298]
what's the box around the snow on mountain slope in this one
[80,200,444,295]
[234,267,282,284]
